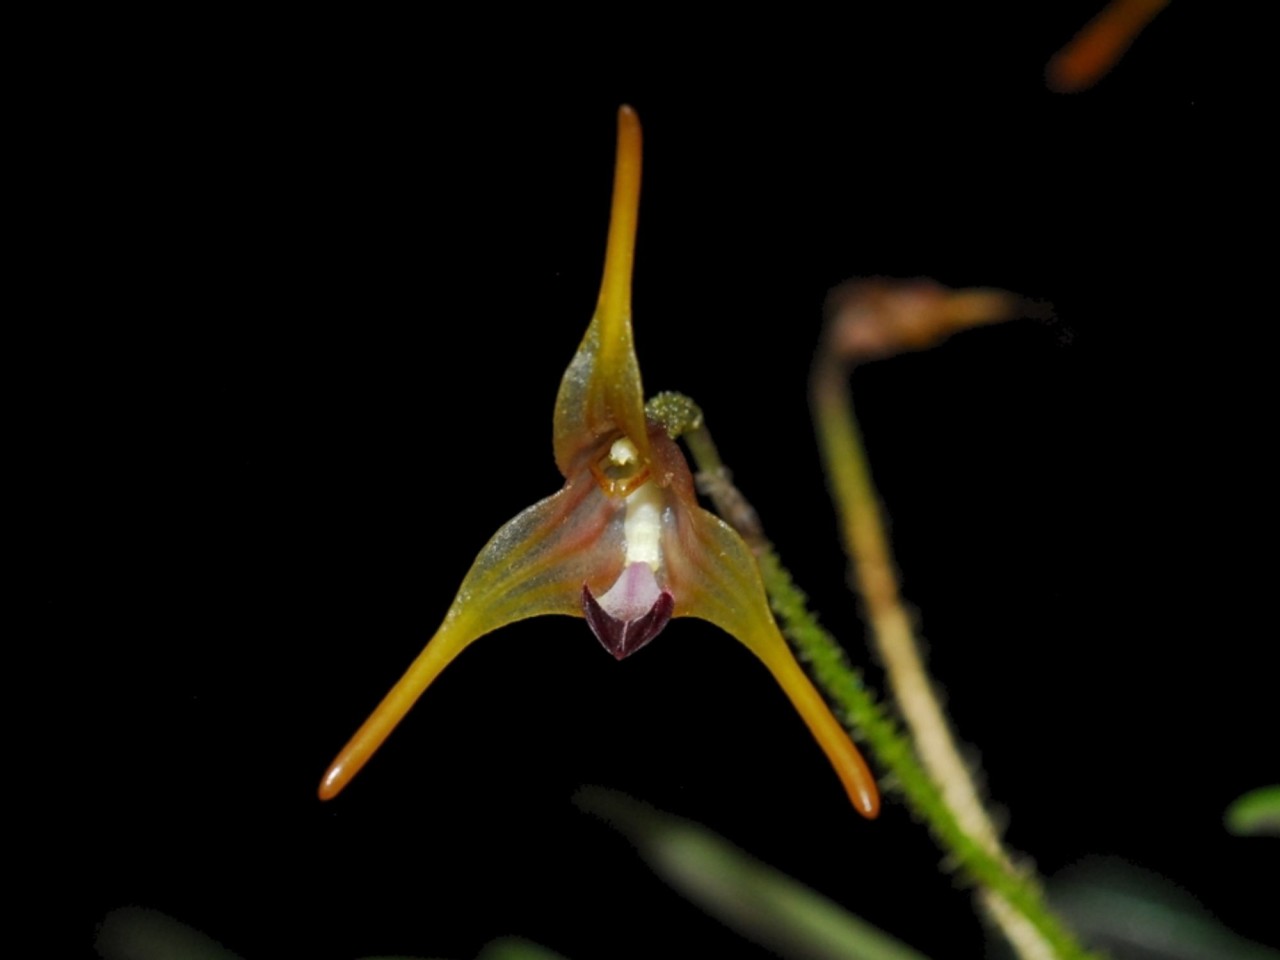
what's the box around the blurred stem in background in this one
[812,281,1062,959]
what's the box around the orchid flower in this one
[319,106,880,818]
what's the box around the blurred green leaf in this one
[477,937,570,960]
[575,786,928,960]
[1048,858,1280,960]
[1225,786,1280,837]
[357,938,567,960]
[95,907,244,960]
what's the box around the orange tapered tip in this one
[760,643,881,819]
[854,781,880,819]
[316,624,474,801]
[316,711,391,801]
[1046,0,1168,93]
[318,761,348,801]
[831,742,880,819]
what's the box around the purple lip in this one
[582,562,675,660]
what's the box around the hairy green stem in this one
[757,547,1098,960]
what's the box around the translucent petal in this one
[553,106,651,476]
[319,476,625,799]
[653,430,879,818]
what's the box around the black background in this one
[37,4,1273,958]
